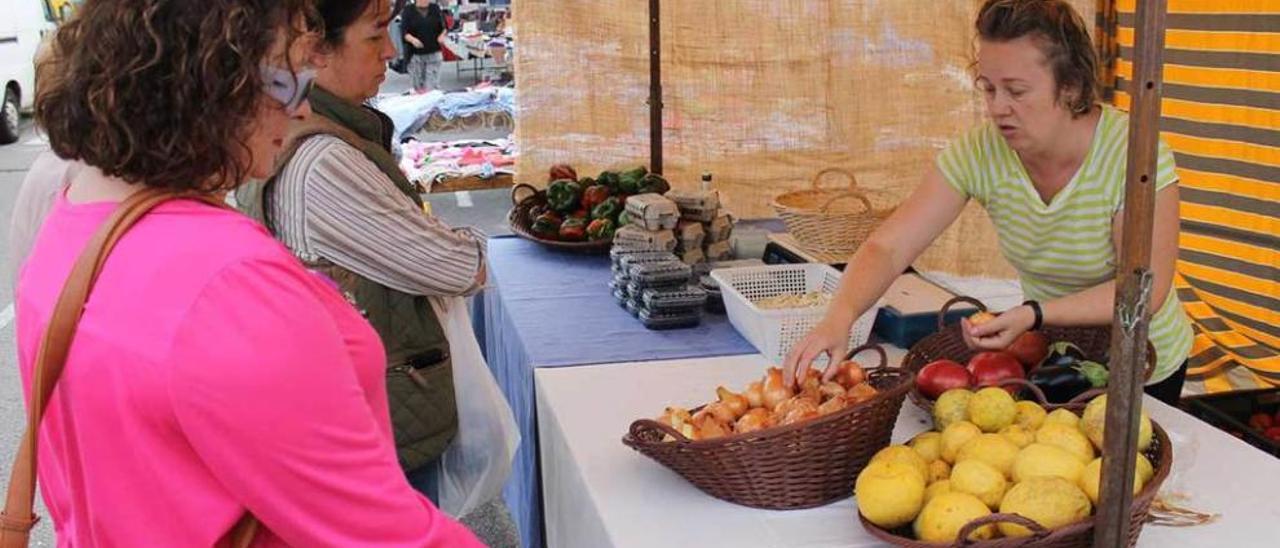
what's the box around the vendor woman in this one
[784,0,1192,404]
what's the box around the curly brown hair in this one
[35,0,315,192]
[975,0,1099,118]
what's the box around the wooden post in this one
[648,0,663,175]
[1093,0,1167,546]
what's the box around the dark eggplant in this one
[1038,341,1088,369]
[1026,361,1109,403]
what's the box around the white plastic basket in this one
[711,263,881,366]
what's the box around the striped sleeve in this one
[295,138,485,297]
[935,126,988,203]
[1155,138,1179,191]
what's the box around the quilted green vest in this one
[236,86,457,472]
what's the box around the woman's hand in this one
[962,305,1035,350]
[782,318,851,389]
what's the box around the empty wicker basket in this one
[772,168,897,258]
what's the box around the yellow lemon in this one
[870,445,930,484]
[998,478,1092,538]
[928,459,952,483]
[940,421,982,464]
[999,424,1034,448]
[1036,423,1095,463]
[914,492,995,543]
[1079,454,1153,504]
[967,387,1017,433]
[955,433,1019,478]
[1012,443,1086,483]
[1015,400,1047,430]
[1044,408,1081,428]
[910,431,943,463]
[924,479,953,503]
[950,460,1008,510]
[933,389,974,431]
[1080,395,1154,452]
[856,460,926,529]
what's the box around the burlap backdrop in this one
[513,0,1094,278]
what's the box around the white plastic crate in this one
[711,263,881,366]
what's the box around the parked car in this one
[0,0,56,144]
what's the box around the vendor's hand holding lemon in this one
[962,305,1036,351]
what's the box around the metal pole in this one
[648,0,663,175]
[1093,0,1167,546]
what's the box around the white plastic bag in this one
[429,296,520,518]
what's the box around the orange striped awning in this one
[1112,0,1280,394]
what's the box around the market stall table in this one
[536,353,1280,548]
[479,237,758,548]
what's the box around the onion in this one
[716,386,749,418]
[833,360,867,389]
[703,401,737,424]
[819,382,847,401]
[743,381,765,409]
[693,414,731,440]
[846,383,878,403]
[783,406,820,425]
[763,368,794,409]
[735,407,776,434]
[658,406,692,430]
[800,368,822,393]
[817,396,848,416]
[775,396,819,418]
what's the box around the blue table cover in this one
[478,237,755,548]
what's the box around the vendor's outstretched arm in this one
[783,165,968,387]
[966,184,1181,349]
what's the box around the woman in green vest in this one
[784,0,1193,405]
[235,1,517,546]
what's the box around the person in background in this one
[784,0,1193,405]
[402,0,448,93]
[12,0,480,545]
[234,1,518,545]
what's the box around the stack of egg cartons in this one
[667,189,734,264]
[609,195,707,329]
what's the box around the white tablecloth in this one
[536,353,1280,548]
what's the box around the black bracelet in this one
[1022,300,1043,331]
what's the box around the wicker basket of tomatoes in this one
[508,164,670,254]
[903,297,1154,412]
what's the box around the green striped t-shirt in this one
[936,106,1193,383]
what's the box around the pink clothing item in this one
[15,190,481,547]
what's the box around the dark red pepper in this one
[559,217,588,241]
[582,185,612,211]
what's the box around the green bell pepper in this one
[591,196,622,220]
[586,218,617,241]
[546,179,582,213]
[638,173,670,194]
[596,171,621,192]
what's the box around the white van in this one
[0,0,56,144]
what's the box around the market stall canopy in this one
[512,0,1095,278]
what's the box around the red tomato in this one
[916,360,973,400]
[1007,331,1049,371]
[1265,426,1280,442]
[1249,412,1274,431]
[967,351,1025,393]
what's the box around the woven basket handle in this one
[938,296,987,331]
[628,418,692,444]
[996,377,1051,405]
[953,513,1051,546]
[810,167,859,191]
[818,191,873,215]
[511,183,540,207]
[841,342,888,369]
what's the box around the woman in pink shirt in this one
[12,1,481,546]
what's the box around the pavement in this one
[0,61,512,546]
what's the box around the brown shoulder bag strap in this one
[0,188,258,548]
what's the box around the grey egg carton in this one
[641,285,709,310]
[627,260,693,287]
